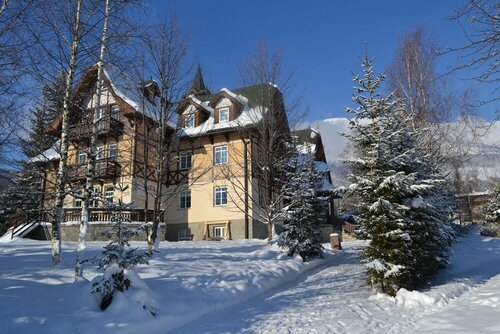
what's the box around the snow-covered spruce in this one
[481,184,500,237]
[89,198,154,314]
[342,56,455,295]
[277,151,325,261]
[0,75,64,231]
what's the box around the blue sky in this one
[148,0,496,122]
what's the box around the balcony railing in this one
[68,158,120,181]
[9,208,160,225]
[68,117,123,142]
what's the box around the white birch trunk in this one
[53,0,83,266]
[75,0,111,279]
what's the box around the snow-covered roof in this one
[29,140,61,163]
[103,65,161,120]
[178,103,267,137]
[220,88,249,105]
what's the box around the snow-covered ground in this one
[0,238,337,334]
[1,229,499,334]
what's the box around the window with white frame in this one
[179,190,191,209]
[177,228,191,241]
[104,186,114,204]
[74,190,82,207]
[108,144,117,160]
[219,107,229,122]
[213,145,228,165]
[184,113,195,128]
[89,188,100,208]
[96,146,104,160]
[78,151,87,165]
[111,105,120,120]
[179,151,192,170]
[213,226,225,239]
[214,186,228,206]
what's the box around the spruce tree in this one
[481,184,500,237]
[90,189,153,313]
[343,56,455,295]
[0,74,65,230]
[277,151,325,261]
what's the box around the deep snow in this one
[0,238,337,334]
[0,229,499,334]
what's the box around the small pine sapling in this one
[90,190,154,314]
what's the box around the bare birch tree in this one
[219,44,300,241]
[75,0,112,279]
[448,0,499,111]
[52,0,84,266]
[386,28,479,169]
[138,16,197,250]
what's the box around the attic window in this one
[219,107,229,122]
[185,113,195,128]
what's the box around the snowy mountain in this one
[307,117,500,190]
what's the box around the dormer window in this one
[219,107,229,122]
[185,113,195,128]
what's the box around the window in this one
[96,107,105,120]
[185,113,195,128]
[179,190,191,209]
[96,146,104,160]
[179,151,192,170]
[78,151,87,165]
[214,186,228,206]
[214,226,225,239]
[108,144,117,160]
[214,145,228,165]
[74,190,82,207]
[177,228,191,241]
[219,107,229,122]
[104,186,114,204]
[90,188,100,208]
[111,105,120,120]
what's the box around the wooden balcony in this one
[68,158,120,182]
[62,208,160,222]
[68,117,123,142]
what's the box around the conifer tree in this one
[90,188,153,313]
[0,75,65,228]
[277,151,325,261]
[481,184,500,237]
[343,55,455,295]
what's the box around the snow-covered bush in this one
[342,56,455,295]
[277,151,325,261]
[89,199,154,314]
[481,185,500,237]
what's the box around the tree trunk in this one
[75,0,111,279]
[52,0,83,266]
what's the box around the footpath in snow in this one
[0,229,499,334]
[172,230,500,334]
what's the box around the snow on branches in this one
[342,55,456,295]
[277,151,326,261]
[89,198,154,314]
